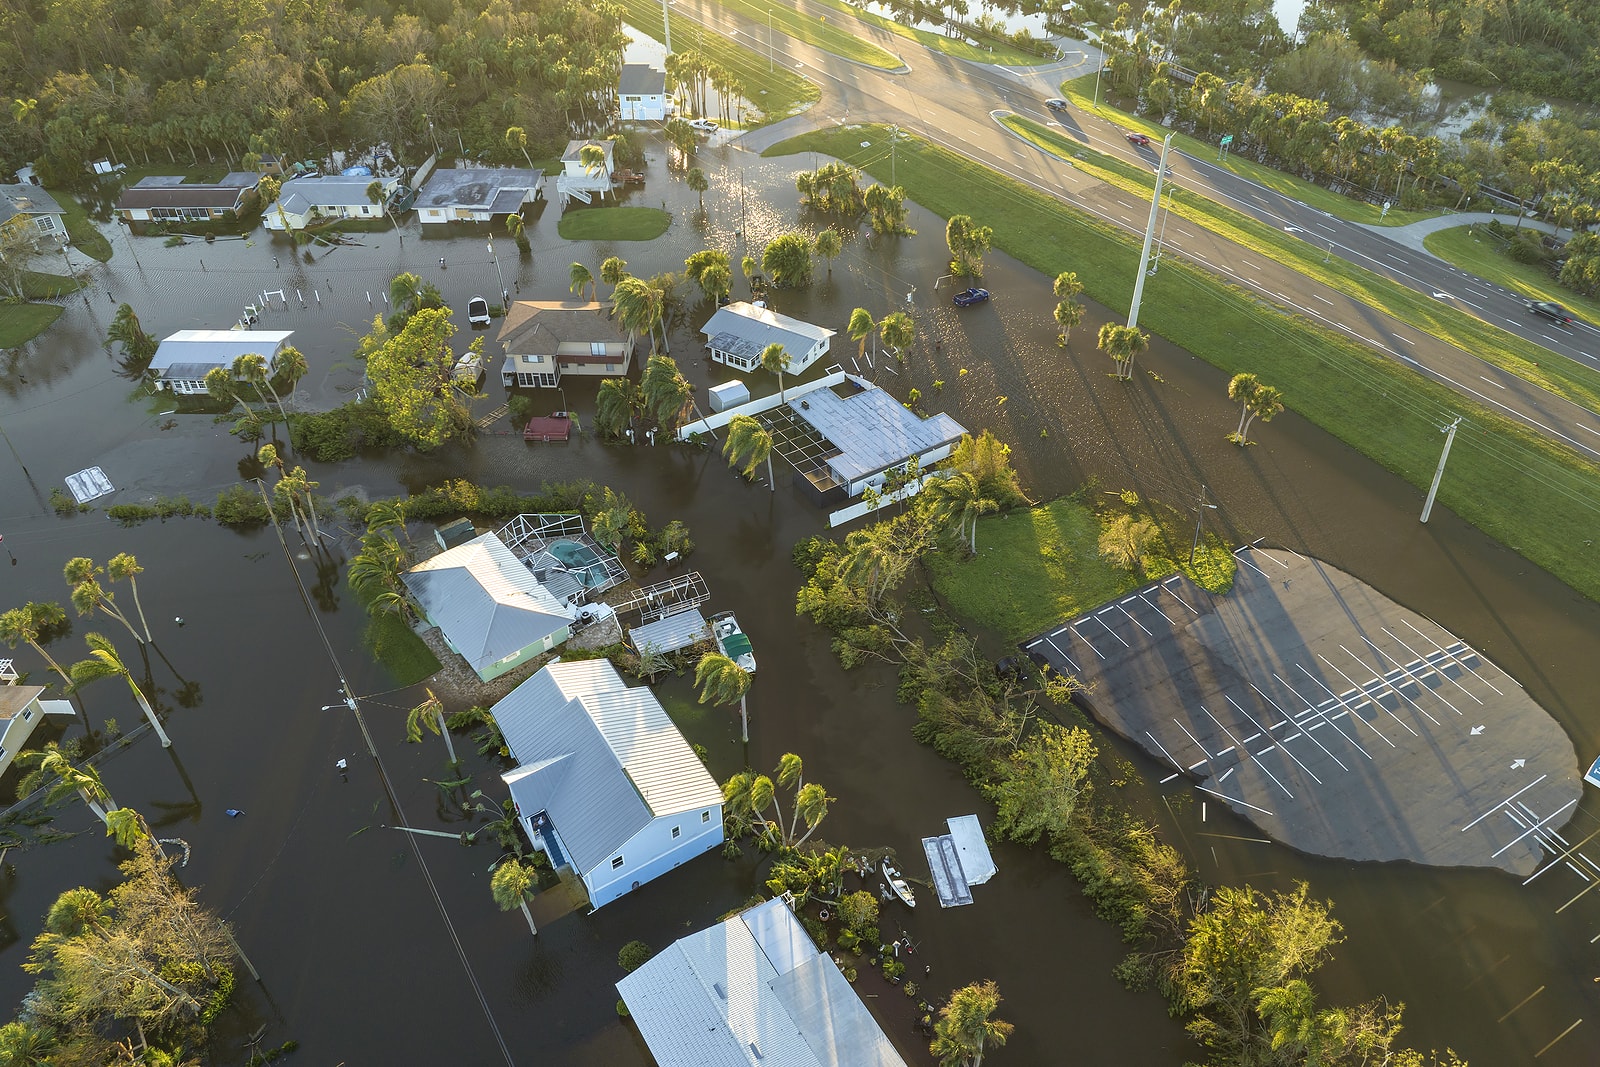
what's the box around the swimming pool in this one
[546,538,607,587]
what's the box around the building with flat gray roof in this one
[416,166,540,225]
[793,375,965,498]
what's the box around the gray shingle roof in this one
[0,184,64,227]
[417,167,541,209]
[496,300,629,356]
[619,63,666,96]
[795,377,966,484]
[276,174,382,210]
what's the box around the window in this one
[702,810,711,823]
[611,855,624,870]
[21,708,31,721]
[591,342,606,356]
[671,826,681,839]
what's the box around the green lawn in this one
[1056,74,1439,229]
[1424,225,1600,328]
[1000,112,1600,415]
[558,206,672,241]
[611,0,820,125]
[19,268,83,300]
[55,193,114,261]
[362,610,440,685]
[712,0,902,69]
[767,125,1600,603]
[0,303,63,347]
[808,0,1049,66]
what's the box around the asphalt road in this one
[664,0,1600,461]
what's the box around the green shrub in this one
[213,484,272,526]
[617,940,654,973]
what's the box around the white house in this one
[401,532,575,681]
[791,374,967,502]
[264,174,396,231]
[497,299,634,389]
[495,659,723,910]
[617,895,912,1067]
[146,329,294,395]
[619,64,668,121]
[701,301,835,374]
[415,167,541,225]
[0,662,76,781]
[555,139,615,207]
[0,184,67,247]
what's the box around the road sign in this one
[1219,134,1234,147]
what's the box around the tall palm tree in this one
[69,633,171,747]
[64,558,143,645]
[1054,299,1085,346]
[848,307,875,362]
[259,444,307,540]
[641,354,692,432]
[274,346,309,399]
[879,311,915,360]
[504,126,534,169]
[23,743,118,826]
[578,143,606,178]
[1229,372,1284,444]
[930,980,1013,1067]
[491,857,538,936]
[366,499,410,543]
[569,261,595,302]
[741,254,761,296]
[927,471,997,555]
[405,687,457,765]
[723,415,774,490]
[814,227,842,277]
[232,353,287,421]
[1097,322,1149,381]
[0,601,71,683]
[105,554,152,643]
[506,209,529,253]
[1052,270,1084,301]
[760,343,791,402]
[686,167,708,209]
[611,275,654,349]
[599,256,628,295]
[280,465,324,543]
[696,650,752,743]
[595,377,643,439]
[698,262,731,304]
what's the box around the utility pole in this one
[1128,133,1173,331]
[768,10,775,73]
[889,126,897,187]
[1420,417,1462,523]
[661,0,671,53]
[487,238,507,307]
[1190,484,1218,563]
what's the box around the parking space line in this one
[1493,799,1577,858]
[1225,694,1322,785]
[1273,672,1371,759]
[1145,730,1186,772]
[1042,635,1081,673]
[1316,653,1421,735]
[1298,664,1397,747]
[1088,613,1131,648]
[1161,580,1200,614]
[1465,776,1548,835]
[1196,784,1273,817]
[1371,631,1469,713]
[1116,603,1154,636]
[1138,589,1177,624]
[1204,705,1294,798]
[1070,624,1104,660]
[1397,620,1504,696]
[1336,643,1442,726]
[1233,549,1272,578]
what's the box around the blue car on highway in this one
[953,287,990,307]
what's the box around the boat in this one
[881,858,916,909]
[710,610,756,673]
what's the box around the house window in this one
[671,826,681,839]
[702,810,711,823]
[591,342,606,356]
[521,354,544,365]
[611,855,625,870]
[21,708,31,721]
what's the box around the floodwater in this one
[2,134,1599,1065]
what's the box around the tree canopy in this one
[362,308,478,449]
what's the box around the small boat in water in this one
[710,610,756,673]
[882,858,916,908]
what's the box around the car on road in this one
[1528,300,1575,325]
[689,118,719,133]
[953,287,990,307]
[1126,132,1153,147]
[467,295,491,327]
[1045,98,1070,113]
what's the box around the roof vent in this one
[749,1043,763,1060]
[713,982,725,1000]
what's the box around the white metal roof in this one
[617,896,911,1067]
[629,609,709,656]
[148,330,293,375]
[495,659,722,876]
[701,302,835,363]
[401,533,571,675]
[947,814,997,884]
[795,376,966,484]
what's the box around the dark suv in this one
[1528,300,1575,325]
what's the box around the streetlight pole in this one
[1128,133,1173,331]
[1093,56,1106,109]
[768,10,775,73]
[1420,417,1462,523]
[487,238,507,307]
[889,125,897,187]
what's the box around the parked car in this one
[1126,132,1153,147]
[1045,98,1070,113]
[1528,300,1575,325]
[689,118,719,133]
[467,295,491,327]
[953,287,990,307]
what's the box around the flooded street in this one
[2,137,1598,1064]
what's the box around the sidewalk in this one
[1369,211,1558,255]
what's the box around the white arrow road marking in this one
[1471,725,1485,735]
[1512,758,1527,769]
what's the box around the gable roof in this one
[116,174,257,210]
[0,185,64,227]
[147,330,293,376]
[495,659,721,875]
[277,174,383,213]
[702,302,835,364]
[561,139,615,165]
[617,896,911,1067]
[619,63,667,96]
[401,533,572,675]
[496,300,630,355]
[0,686,44,721]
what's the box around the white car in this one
[467,295,491,327]
[689,118,719,134]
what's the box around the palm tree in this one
[687,166,708,209]
[348,533,409,612]
[848,307,876,362]
[927,471,996,555]
[506,209,529,253]
[69,633,171,747]
[1097,322,1149,381]
[491,857,538,936]
[1229,372,1284,444]
[930,980,1014,1067]
[64,558,143,645]
[504,126,534,169]
[723,415,774,490]
[814,227,842,276]
[274,346,309,398]
[721,767,778,838]
[105,554,152,643]
[1052,270,1084,302]
[204,366,249,416]
[280,465,324,543]
[741,254,761,296]
[698,262,731,304]
[1054,299,1085,346]
[641,354,692,432]
[569,261,595,302]
[760,342,791,402]
[696,650,752,743]
[599,255,628,295]
[612,275,656,350]
[366,499,410,543]
[579,143,606,178]
[879,311,915,360]
[233,353,288,422]
[23,743,118,826]
[596,377,643,439]
[106,304,157,372]
[0,601,71,683]
[405,688,458,765]
[259,444,307,540]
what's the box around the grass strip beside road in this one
[612,0,819,125]
[711,0,902,69]
[0,303,64,347]
[1057,74,1439,229]
[57,194,114,262]
[767,124,1600,602]
[557,206,672,241]
[1424,225,1600,329]
[1002,113,1600,415]
[808,0,1049,66]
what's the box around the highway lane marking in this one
[1394,334,1415,344]
[1462,299,1484,309]
[1498,985,1545,1023]
[1542,334,1562,343]
[1583,425,1600,436]
[1385,253,1408,263]
[1241,259,1262,270]
[1176,227,1197,238]
[1479,376,1505,389]
[1312,294,1333,304]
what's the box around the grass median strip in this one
[766,123,1600,601]
[1424,225,1600,329]
[1002,111,1600,414]
[611,0,819,125]
[712,0,902,69]
[808,0,1048,66]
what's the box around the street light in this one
[487,238,507,307]
[768,10,775,73]
[1093,58,1110,110]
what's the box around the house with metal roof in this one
[617,895,912,1067]
[619,63,669,121]
[402,532,574,682]
[791,374,966,500]
[497,299,634,389]
[0,184,67,247]
[0,663,77,780]
[264,174,396,231]
[147,329,294,395]
[701,301,835,375]
[495,659,724,910]
[415,166,541,225]
[115,173,259,230]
